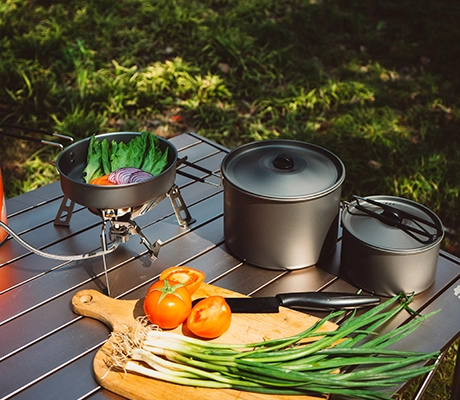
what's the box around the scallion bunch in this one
[108,293,439,400]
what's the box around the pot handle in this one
[176,156,222,187]
[0,123,74,151]
[346,195,443,244]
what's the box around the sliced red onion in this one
[129,170,154,183]
[108,168,153,184]
[109,167,137,184]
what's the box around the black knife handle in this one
[276,292,380,310]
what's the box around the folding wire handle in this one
[176,156,221,187]
[346,195,443,245]
[0,123,73,150]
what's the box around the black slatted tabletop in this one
[1,132,459,400]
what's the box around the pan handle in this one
[178,156,221,178]
[176,156,222,187]
[0,123,74,150]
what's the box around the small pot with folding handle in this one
[340,195,444,296]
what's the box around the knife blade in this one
[193,292,380,313]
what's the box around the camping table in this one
[1,132,459,400]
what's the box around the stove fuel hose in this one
[0,221,121,261]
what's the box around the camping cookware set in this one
[0,125,445,297]
[219,139,444,296]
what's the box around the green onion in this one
[108,293,439,400]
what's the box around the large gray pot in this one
[222,140,345,270]
[341,195,444,296]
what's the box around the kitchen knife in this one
[193,292,380,313]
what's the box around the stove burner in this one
[54,184,195,261]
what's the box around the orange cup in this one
[0,168,8,244]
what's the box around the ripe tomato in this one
[186,296,232,339]
[144,279,192,329]
[90,174,114,185]
[160,266,206,295]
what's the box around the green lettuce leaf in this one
[83,135,103,183]
[83,131,168,183]
[110,133,147,170]
[101,139,111,175]
[141,132,169,176]
[110,140,129,171]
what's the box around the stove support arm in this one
[131,221,162,261]
[109,217,161,262]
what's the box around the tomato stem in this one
[148,279,188,305]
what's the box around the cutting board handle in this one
[72,289,143,333]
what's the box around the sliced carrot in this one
[89,174,114,185]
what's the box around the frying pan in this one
[56,132,178,210]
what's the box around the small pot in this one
[222,140,345,270]
[340,195,444,296]
[56,132,178,210]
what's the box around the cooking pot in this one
[340,195,444,296]
[221,140,345,270]
[56,132,177,210]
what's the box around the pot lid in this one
[342,195,444,252]
[221,140,345,199]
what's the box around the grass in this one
[0,0,459,398]
[397,338,459,400]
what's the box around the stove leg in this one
[168,185,195,226]
[54,196,75,227]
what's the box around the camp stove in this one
[52,182,201,296]
[0,128,221,296]
[54,183,195,262]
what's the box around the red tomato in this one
[160,266,206,295]
[144,279,192,329]
[90,174,114,185]
[186,296,232,339]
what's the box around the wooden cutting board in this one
[72,284,338,400]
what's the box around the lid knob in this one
[380,208,403,225]
[273,153,294,170]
